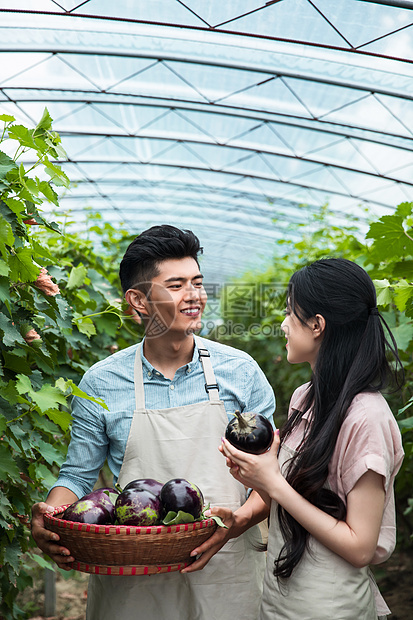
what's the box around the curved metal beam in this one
[1,45,411,103]
[358,0,413,8]
[1,8,412,66]
[4,89,413,152]
[42,129,413,188]
[41,159,399,208]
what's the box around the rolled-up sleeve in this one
[329,391,404,564]
[243,359,276,428]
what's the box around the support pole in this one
[44,568,56,617]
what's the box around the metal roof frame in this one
[1,0,412,282]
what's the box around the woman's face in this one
[281,302,324,368]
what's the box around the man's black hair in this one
[119,224,203,294]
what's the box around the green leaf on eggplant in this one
[162,510,195,525]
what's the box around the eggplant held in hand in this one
[225,410,273,454]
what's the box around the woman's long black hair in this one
[274,258,404,580]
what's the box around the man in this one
[31,225,275,620]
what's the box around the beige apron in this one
[260,443,381,620]
[87,338,265,620]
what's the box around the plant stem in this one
[234,409,248,430]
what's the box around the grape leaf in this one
[3,351,32,374]
[32,437,65,466]
[397,416,413,434]
[4,539,22,574]
[0,258,10,277]
[0,313,26,346]
[391,322,413,352]
[0,216,14,259]
[0,492,14,528]
[8,248,41,282]
[393,280,413,313]
[30,553,55,571]
[0,444,20,482]
[34,107,53,134]
[56,378,109,411]
[76,317,96,338]
[15,375,68,413]
[7,125,38,150]
[38,180,59,206]
[366,215,413,259]
[373,279,392,307]
[30,384,68,413]
[395,201,413,219]
[0,151,17,180]
[67,264,87,290]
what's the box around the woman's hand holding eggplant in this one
[219,430,281,495]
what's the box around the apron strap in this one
[133,338,220,409]
[195,337,220,403]
[134,343,145,409]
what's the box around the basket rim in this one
[71,560,193,575]
[44,505,217,535]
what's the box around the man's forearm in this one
[46,486,79,507]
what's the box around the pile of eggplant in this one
[61,477,205,527]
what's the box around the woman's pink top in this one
[288,384,404,564]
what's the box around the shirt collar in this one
[139,336,200,379]
[292,383,312,420]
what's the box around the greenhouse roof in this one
[1,0,413,284]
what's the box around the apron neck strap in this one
[134,343,145,409]
[133,338,220,409]
[196,339,220,403]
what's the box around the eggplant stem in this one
[234,409,249,430]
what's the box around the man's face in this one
[139,257,207,338]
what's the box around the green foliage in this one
[0,111,143,618]
[1,110,412,617]
[215,202,413,544]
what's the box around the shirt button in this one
[156,371,161,376]
[187,367,192,373]
[147,371,152,378]
[170,384,175,390]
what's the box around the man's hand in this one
[181,491,269,574]
[31,502,75,570]
[180,506,236,573]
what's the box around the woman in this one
[220,258,404,620]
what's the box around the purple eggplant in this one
[225,410,273,455]
[115,488,162,526]
[62,498,113,525]
[85,487,119,521]
[61,487,119,524]
[123,478,163,497]
[160,479,204,520]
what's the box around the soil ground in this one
[20,549,413,620]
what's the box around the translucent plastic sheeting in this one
[0,0,412,284]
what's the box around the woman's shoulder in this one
[289,382,311,411]
[342,391,403,454]
[346,391,394,423]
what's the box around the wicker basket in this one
[44,506,217,576]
